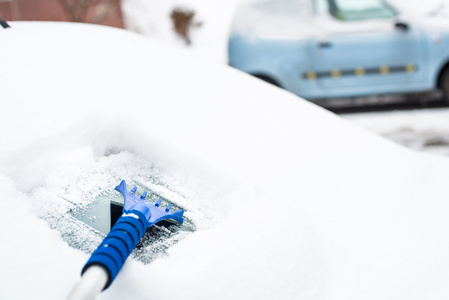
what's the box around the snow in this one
[390,0,449,16]
[121,0,244,62]
[343,108,449,156]
[119,0,449,61]
[2,15,449,300]
[229,0,317,40]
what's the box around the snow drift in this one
[1,22,449,300]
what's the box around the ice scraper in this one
[68,180,184,300]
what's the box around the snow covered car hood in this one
[2,22,449,300]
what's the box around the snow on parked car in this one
[228,0,449,104]
[2,21,449,300]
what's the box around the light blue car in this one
[228,0,449,105]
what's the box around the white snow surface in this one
[344,108,449,156]
[229,0,317,40]
[120,0,449,62]
[121,0,243,62]
[2,22,449,300]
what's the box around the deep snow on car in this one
[3,21,449,300]
[228,0,449,104]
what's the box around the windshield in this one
[315,0,397,21]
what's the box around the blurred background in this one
[0,0,124,28]
[3,0,449,156]
[1,0,449,63]
[0,0,239,62]
[2,0,449,65]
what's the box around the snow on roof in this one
[230,0,317,39]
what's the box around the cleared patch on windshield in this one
[70,182,195,264]
[27,149,196,264]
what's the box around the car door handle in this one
[318,41,332,48]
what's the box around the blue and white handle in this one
[82,208,149,289]
[68,180,184,300]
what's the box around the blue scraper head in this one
[114,180,184,228]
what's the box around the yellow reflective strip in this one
[306,71,317,80]
[406,64,416,73]
[379,65,389,75]
[331,69,341,78]
[355,67,365,77]
[306,64,416,79]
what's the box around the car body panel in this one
[228,0,449,102]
